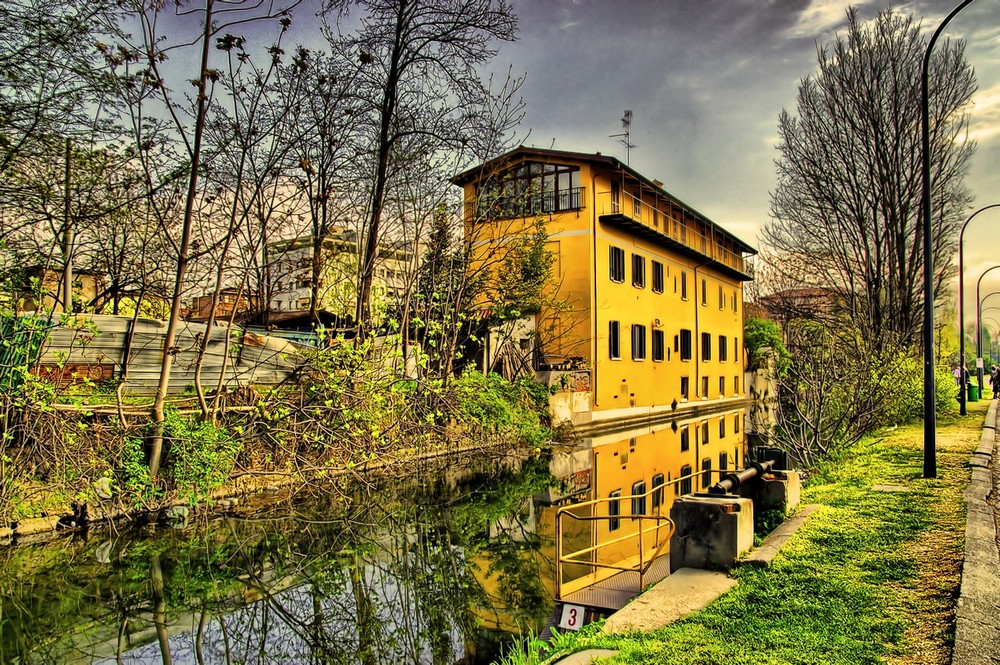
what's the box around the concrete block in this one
[669,495,754,570]
[758,471,800,512]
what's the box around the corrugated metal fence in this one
[23,314,303,395]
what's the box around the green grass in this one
[533,403,984,665]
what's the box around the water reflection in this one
[0,408,744,664]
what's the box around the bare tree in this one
[762,8,975,350]
[106,0,302,476]
[320,0,518,336]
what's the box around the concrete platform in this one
[601,567,737,633]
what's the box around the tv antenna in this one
[609,109,636,164]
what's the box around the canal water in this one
[0,411,745,664]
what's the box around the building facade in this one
[453,147,755,432]
[266,229,417,319]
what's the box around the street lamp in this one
[956,204,1000,415]
[975,265,1000,393]
[984,317,1000,385]
[922,0,977,477]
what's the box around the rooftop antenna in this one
[609,109,636,164]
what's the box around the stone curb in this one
[951,399,1000,665]
[740,504,820,568]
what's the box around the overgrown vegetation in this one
[0,318,554,522]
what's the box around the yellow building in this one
[453,147,755,432]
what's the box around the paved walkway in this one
[952,399,1000,664]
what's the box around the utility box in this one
[669,495,754,570]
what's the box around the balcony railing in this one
[476,186,586,220]
[596,190,750,277]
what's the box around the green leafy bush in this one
[451,371,552,448]
[161,408,242,502]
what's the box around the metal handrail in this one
[594,190,748,275]
[554,466,742,599]
[555,480,680,599]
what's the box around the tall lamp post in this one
[975,265,1000,393]
[922,0,976,477]
[957,204,1000,415]
[984,316,1000,370]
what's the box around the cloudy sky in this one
[491,0,1000,306]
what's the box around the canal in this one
[0,410,745,664]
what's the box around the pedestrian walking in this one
[991,365,1000,399]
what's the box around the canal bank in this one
[539,402,992,665]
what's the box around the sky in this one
[491,0,1000,316]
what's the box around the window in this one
[733,290,739,312]
[632,254,646,288]
[610,246,625,282]
[680,465,693,495]
[680,329,692,361]
[631,481,646,516]
[720,416,726,438]
[633,195,642,218]
[719,376,726,396]
[631,324,647,360]
[680,426,690,451]
[702,376,709,398]
[609,321,621,359]
[702,457,712,489]
[681,271,688,299]
[734,337,739,361]
[652,261,664,293]
[719,335,728,362]
[734,414,741,434]
[652,330,665,362]
[652,473,665,509]
[609,490,621,531]
[734,375,740,394]
[719,451,729,472]
[701,278,707,305]
[680,376,690,400]
[701,332,711,361]
[476,160,582,218]
[719,284,724,309]
[702,421,709,445]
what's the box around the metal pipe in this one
[707,459,775,495]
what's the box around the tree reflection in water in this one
[0,451,555,664]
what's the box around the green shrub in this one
[451,371,552,448]
[161,409,242,502]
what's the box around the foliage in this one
[743,317,790,375]
[119,435,160,508]
[763,8,975,349]
[160,408,242,502]
[450,371,553,448]
[770,316,955,469]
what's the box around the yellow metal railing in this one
[595,190,749,275]
[555,482,676,599]
[555,466,743,599]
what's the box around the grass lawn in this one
[537,401,987,665]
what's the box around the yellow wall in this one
[460,151,749,416]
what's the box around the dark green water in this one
[0,450,557,665]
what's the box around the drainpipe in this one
[692,260,710,398]
[592,170,599,408]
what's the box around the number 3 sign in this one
[558,603,585,631]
